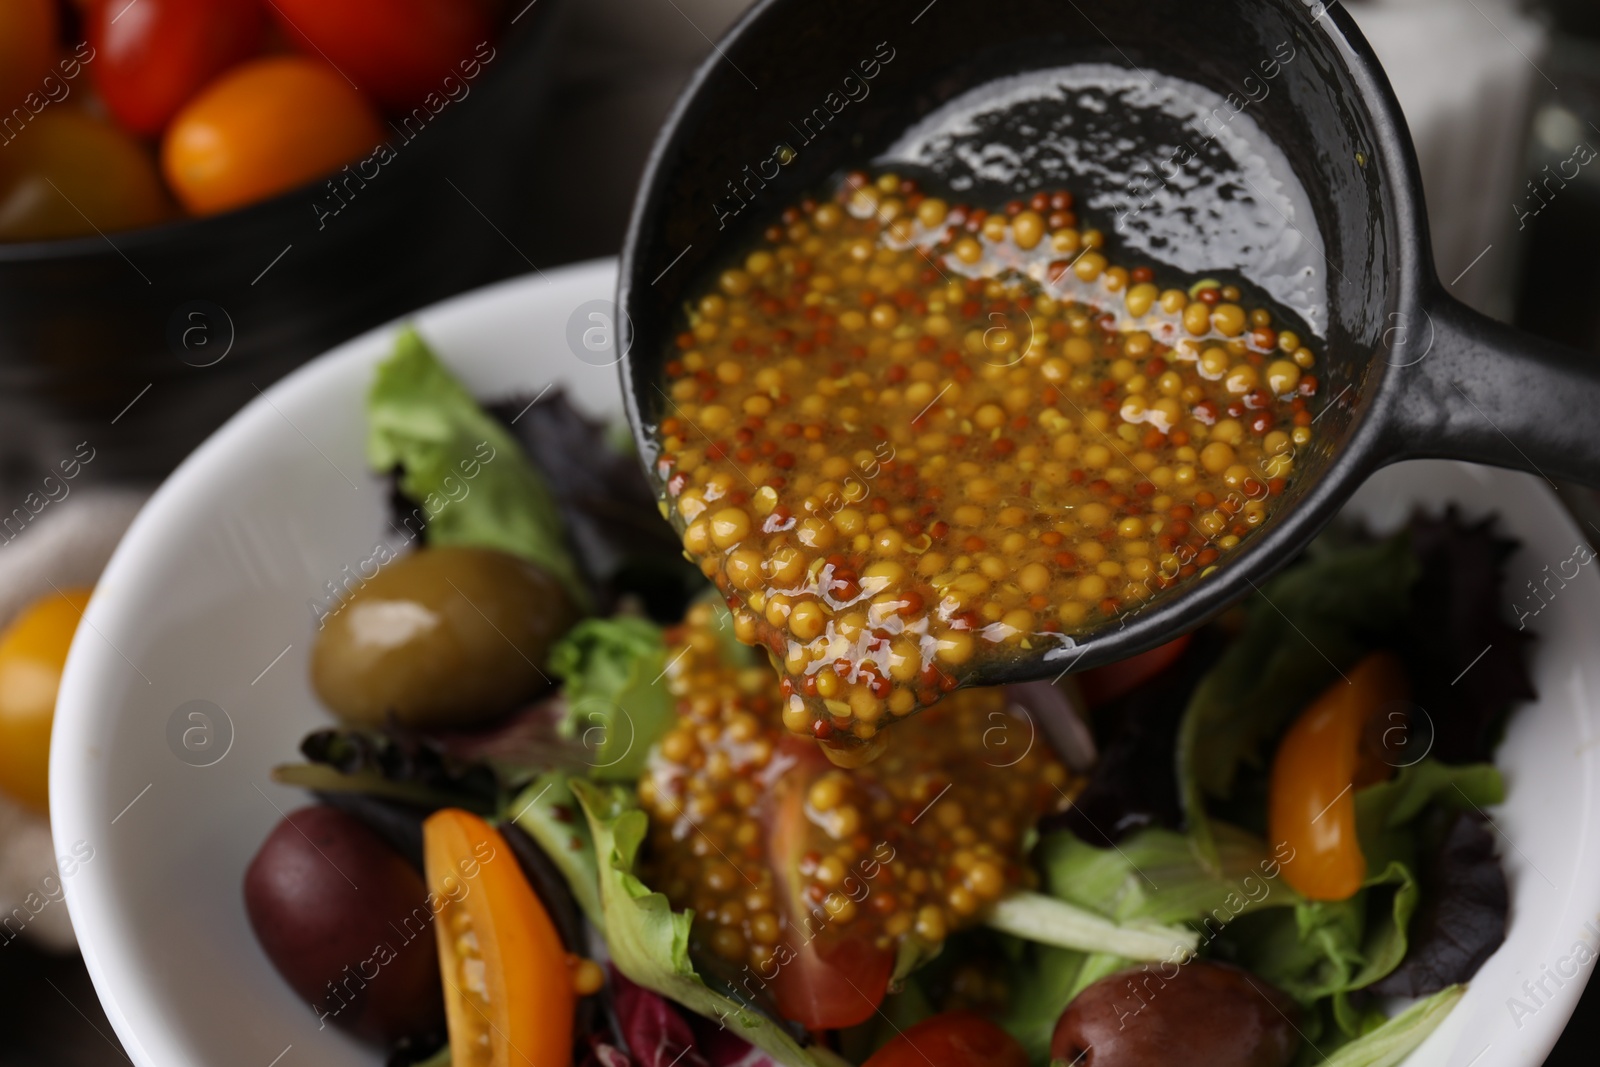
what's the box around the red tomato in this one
[266,0,492,111]
[1076,633,1191,706]
[863,1012,1029,1067]
[89,0,265,136]
[764,740,895,1030]
[0,0,58,113]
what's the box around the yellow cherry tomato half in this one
[0,109,171,241]
[423,809,576,1067]
[162,56,383,216]
[1268,651,1408,901]
[0,586,92,813]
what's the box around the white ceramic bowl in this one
[51,259,1600,1067]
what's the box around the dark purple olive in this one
[1052,960,1299,1067]
[244,805,443,1043]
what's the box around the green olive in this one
[311,546,578,728]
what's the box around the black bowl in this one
[616,0,1600,680]
[0,0,567,486]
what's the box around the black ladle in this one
[616,0,1600,684]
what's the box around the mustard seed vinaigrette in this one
[651,171,1321,763]
[638,602,1071,1028]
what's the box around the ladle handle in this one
[1389,291,1600,487]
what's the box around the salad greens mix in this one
[248,330,1535,1067]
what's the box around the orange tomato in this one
[423,809,576,1067]
[0,109,172,241]
[161,56,383,216]
[0,587,93,813]
[0,0,58,115]
[1268,652,1407,901]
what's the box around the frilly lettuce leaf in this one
[366,326,586,606]
[549,617,672,781]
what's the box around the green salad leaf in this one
[567,779,848,1067]
[1178,533,1418,864]
[999,944,1094,1063]
[549,617,673,781]
[1222,859,1416,1031]
[1314,985,1464,1067]
[1036,822,1301,928]
[367,326,586,606]
[1356,760,1503,875]
[509,772,601,923]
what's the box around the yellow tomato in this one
[0,587,92,813]
[0,109,171,241]
[424,809,578,1067]
[1268,651,1406,901]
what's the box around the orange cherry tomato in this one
[0,0,58,115]
[0,109,171,240]
[423,808,575,1067]
[161,56,382,216]
[1077,633,1192,706]
[863,1011,1029,1067]
[0,587,92,813]
[1268,651,1407,901]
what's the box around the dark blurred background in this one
[5,0,1600,1062]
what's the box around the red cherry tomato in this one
[863,1012,1029,1067]
[0,0,58,114]
[266,0,492,111]
[89,0,265,136]
[763,740,895,1030]
[1077,633,1191,706]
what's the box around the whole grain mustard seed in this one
[655,172,1320,762]
[640,603,1072,972]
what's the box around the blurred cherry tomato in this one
[162,56,382,216]
[266,0,492,111]
[1077,633,1191,706]
[89,0,265,136]
[863,1012,1029,1067]
[0,0,58,114]
[0,109,171,240]
[1268,651,1407,901]
[0,587,93,813]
